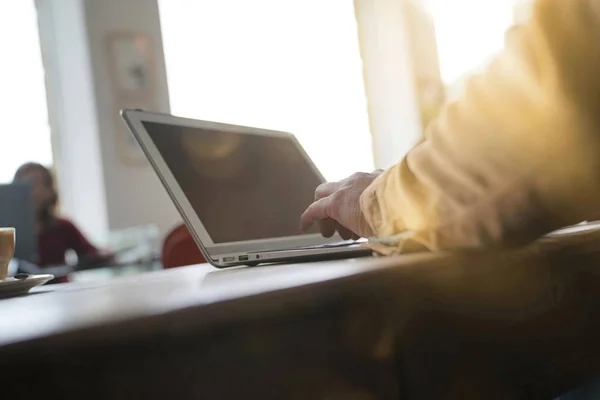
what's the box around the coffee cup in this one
[0,228,15,280]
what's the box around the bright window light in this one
[426,0,516,85]
[0,0,52,183]
[158,0,374,181]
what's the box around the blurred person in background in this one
[301,0,600,253]
[13,162,112,268]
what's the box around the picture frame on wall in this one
[107,32,155,96]
[106,32,157,164]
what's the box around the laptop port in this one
[239,255,249,261]
[223,256,235,262]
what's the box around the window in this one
[425,0,520,96]
[158,0,373,181]
[0,0,52,183]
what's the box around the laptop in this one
[121,109,371,268]
[0,183,37,263]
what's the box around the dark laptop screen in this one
[142,121,322,243]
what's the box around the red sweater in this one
[38,218,98,267]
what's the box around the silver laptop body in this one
[121,109,371,268]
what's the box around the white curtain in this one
[158,0,374,181]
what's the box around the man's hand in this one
[299,171,383,239]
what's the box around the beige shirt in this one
[360,0,600,251]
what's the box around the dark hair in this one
[13,162,59,231]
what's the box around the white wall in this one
[36,0,110,242]
[37,0,180,243]
[83,0,179,236]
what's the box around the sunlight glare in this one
[158,0,374,181]
[0,0,53,183]
[427,0,515,85]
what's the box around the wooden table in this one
[1,229,600,399]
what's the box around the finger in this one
[337,226,354,240]
[319,218,337,238]
[351,233,360,240]
[315,182,341,201]
[299,197,332,231]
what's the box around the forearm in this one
[360,0,600,250]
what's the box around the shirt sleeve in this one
[64,220,99,257]
[360,0,600,250]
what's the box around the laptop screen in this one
[0,183,37,262]
[142,121,322,244]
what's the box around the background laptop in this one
[0,183,37,263]
[121,109,371,268]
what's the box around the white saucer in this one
[0,274,55,299]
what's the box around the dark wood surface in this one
[1,227,600,399]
